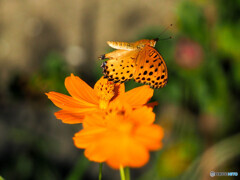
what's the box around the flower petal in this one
[54,110,100,124]
[55,110,84,124]
[84,143,107,162]
[134,125,164,150]
[129,106,155,125]
[83,114,106,129]
[118,85,154,107]
[74,128,110,162]
[65,74,99,105]
[105,137,149,169]
[46,92,98,111]
[73,127,106,148]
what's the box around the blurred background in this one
[0,0,240,179]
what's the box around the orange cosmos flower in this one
[73,100,164,169]
[46,74,156,124]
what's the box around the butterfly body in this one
[107,39,157,51]
[100,39,168,89]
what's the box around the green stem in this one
[99,163,103,180]
[125,167,130,180]
[120,166,126,180]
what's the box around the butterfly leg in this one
[98,51,117,60]
[98,51,119,60]
[98,54,106,60]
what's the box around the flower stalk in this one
[125,167,130,180]
[99,163,103,180]
[120,166,126,180]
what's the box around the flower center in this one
[105,104,134,133]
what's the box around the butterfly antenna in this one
[158,36,172,41]
[154,24,173,41]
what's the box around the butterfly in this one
[99,38,168,89]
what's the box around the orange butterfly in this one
[99,38,168,89]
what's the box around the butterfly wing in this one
[101,50,139,83]
[133,46,168,88]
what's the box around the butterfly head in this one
[136,39,158,49]
[149,39,158,47]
